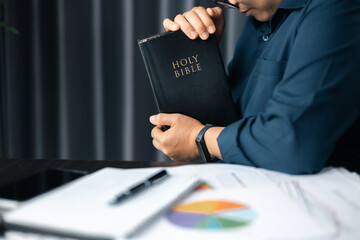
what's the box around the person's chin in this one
[240,8,251,16]
[244,9,252,17]
[253,12,272,22]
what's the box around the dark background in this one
[0,0,246,162]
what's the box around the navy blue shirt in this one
[217,0,360,174]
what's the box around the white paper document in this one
[3,168,201,240]
[130,164,336,240]
[3,163,356,240]
[261,167,360,240]
[134,188,334,240]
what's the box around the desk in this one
[0,158,188,186]
[0,158,191,239]
[1,159,359,240]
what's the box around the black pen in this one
[109,169,169,205]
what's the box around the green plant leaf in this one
[0,21,19,35]
[0,0,20,35]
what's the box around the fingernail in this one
[190,31,197,38]
[208,25,215,33]
[201,32,209,39]
[150,115,155,122]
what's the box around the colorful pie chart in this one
[167,200,257,230]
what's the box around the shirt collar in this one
[278,0,307,10]
[250,0,307,36]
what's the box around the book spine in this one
[138,42,162,113]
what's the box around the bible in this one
[138,31,239,127]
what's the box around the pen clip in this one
[109,169,169,206]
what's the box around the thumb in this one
[207,7,225,40]
[207,7,223,19]
[149,113,175,126]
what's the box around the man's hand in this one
[150,113,204,162]
[163,6,225,41]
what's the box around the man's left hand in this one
[150,113,204,162]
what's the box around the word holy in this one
[171,54,202,78]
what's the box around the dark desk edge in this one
[0,158,189,186]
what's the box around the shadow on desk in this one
[0,158,188,187]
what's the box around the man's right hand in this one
[163,6,225,41]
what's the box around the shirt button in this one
[262,35,269,42]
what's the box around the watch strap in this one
[196,124,215,162]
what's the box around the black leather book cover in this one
[138,31,239,126]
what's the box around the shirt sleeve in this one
[217,1,360,174]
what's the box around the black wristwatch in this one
[196,124,215,162]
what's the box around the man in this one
[149,0,360,174]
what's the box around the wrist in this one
[192,124,205,138]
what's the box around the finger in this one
[193,7,216,34]
[151,125,164,139]
[207,7,215,17]
[207,7,222,17]
[207,7,224,40]
[163,18,180,32]
[183,11,209,40]
[149,113,176,127]
[209,7,224,22]
[152,136,172,158]
[174,14,198,39]
[152,139,161,151]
